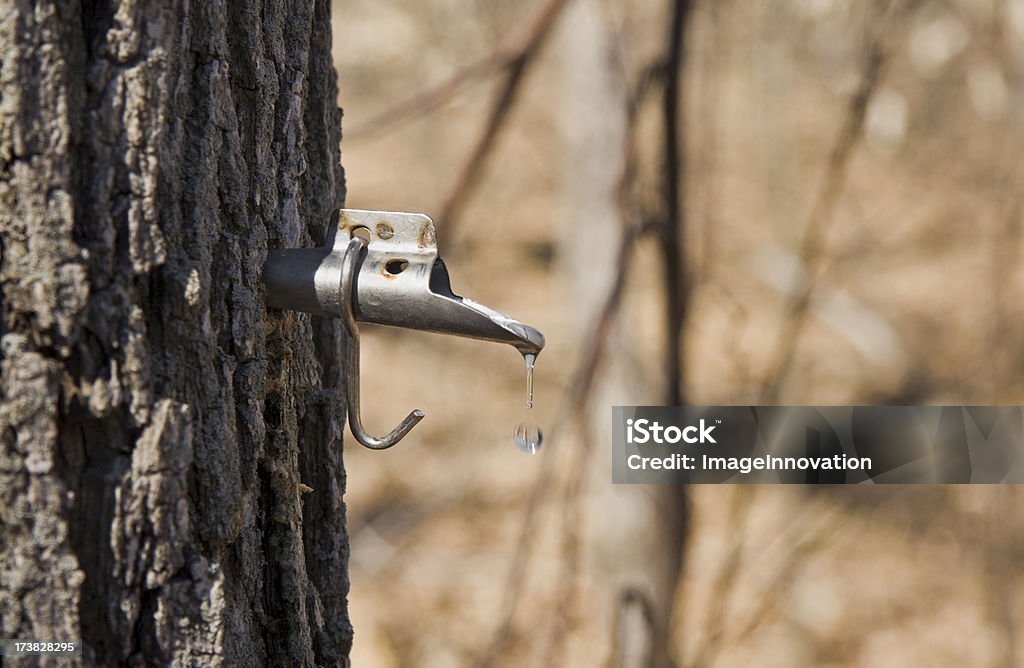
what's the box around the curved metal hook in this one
[339,235,425,449]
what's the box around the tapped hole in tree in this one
[385,259,409,275]
[351,226,371,243]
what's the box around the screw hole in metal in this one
[351,225,372,243]
[385,259,409,275]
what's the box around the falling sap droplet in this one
[524,353,536,409]
[514,352,543,454]
[514,423,543,455]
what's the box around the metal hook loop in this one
[339,235,425,449]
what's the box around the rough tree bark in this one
[0,1,351,665]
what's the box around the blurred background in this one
[330,0,1024,665]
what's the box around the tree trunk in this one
[0,1,351,665]
[560,2,687,665]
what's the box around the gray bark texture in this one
[0,0,351,665]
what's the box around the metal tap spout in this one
[388,257,545,356]
[262,209,546,449]
[263,209,545,357]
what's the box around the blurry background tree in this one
[338,0,1024,665]
[1,1,351,665]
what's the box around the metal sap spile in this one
[262,209,546,450]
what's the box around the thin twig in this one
[345,51,509,141]
[759,0,916,403]
[347,0,572,140]
[538,416,593,668]
[729,511,836,647]
[437,0,573,240]
[690,502,838,668]
[693,0,730,284]
[684,487,754,668]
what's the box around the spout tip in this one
[510,324,545,357]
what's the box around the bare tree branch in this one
[436,0,574,239]
[347,0,572,141]
[759,0,919,403]
[685,487,755,668]
[661,0,693,408]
